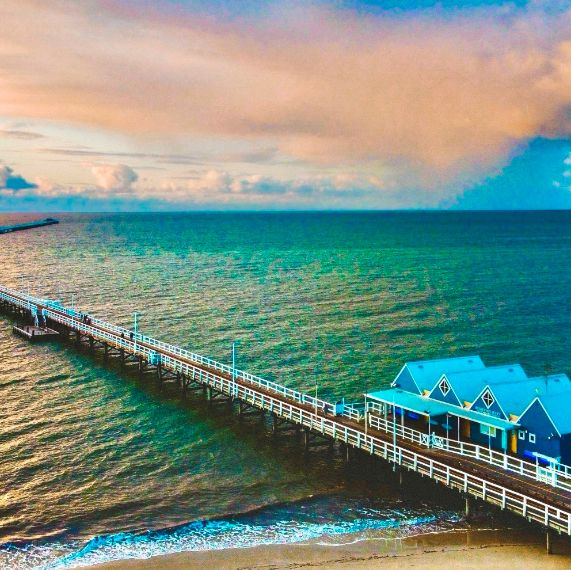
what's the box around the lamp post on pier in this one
[133,312,138,352]
[232,341,237,381]
[364,375,368,436]
[392,391,397,468]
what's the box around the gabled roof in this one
[540,394,571,435]
[392,355,485,393]
[442,364,527,404]
[527,374,571,396]
[479,374,571,419]
[519,389,571,436]
[428,375,462,406]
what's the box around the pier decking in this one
[13,324,59,341]
[0,283,570,549]
[0,217,59,234]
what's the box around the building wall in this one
[394,366,418,394]
[560,434,571,466]
[517,400,561,462]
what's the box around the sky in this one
[0,0,570,211]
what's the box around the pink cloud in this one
[0,0,570,188]
[91,163,138,192]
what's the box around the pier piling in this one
[465,496,472,520]
[1,283,571,541]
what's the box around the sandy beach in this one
[92,528,571,570]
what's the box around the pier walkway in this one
[1,284,570,545]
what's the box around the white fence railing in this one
[0,285,335,414]
[367,414,571,492]
[342,402,366,421]
[2,285,571,536]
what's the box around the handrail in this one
[367,414,571,492]
[0,285,335,412]
[1,284,571,536]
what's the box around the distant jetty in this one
[0,217,59,234]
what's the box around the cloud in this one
[0,0,570,191]
[0,164,37,191]
[150,170,385,205]
[0,129,44,140]
[556,151,571,189]
[91,163,138,192]
[42,147,202,166]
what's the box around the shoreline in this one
[90,527,571,570]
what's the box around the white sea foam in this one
[0,509,462,570]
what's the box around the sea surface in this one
[0,211,569,569]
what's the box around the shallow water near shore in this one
[0,211,569,568]
[0,493,467,569]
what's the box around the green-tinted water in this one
[0,211,569,567]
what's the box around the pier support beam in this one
[344,444,351,463]
[546,530,553,555]
[465,496,472,520]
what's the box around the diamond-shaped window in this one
[439,379,450,397]
[482,389,495,408]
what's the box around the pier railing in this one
[0,285,334,413]
[2,284,571,536]
[367,414,571,492]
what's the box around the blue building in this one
[366,357,571,466]
[516,378,571,465]
[391,356,485,394]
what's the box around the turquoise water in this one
[0,211,569,568]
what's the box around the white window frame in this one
[439,379,450,397]
[518,430,525,440]
[529,433,536,444]
[482,389,495,409]
[480,424,497,437]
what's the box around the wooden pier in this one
[13,324,59,341]
[0,283,570,551]
[0,217,59,234]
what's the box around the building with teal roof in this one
[512,377,571,465]
[391,355,485,394]
[366,357,571,465]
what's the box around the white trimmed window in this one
[482,389,495,409]
[480,425,497,437]
[518,430,525,440]
[529,433,536,444]
[439,378,450,397]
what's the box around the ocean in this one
[0,211,569,568]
